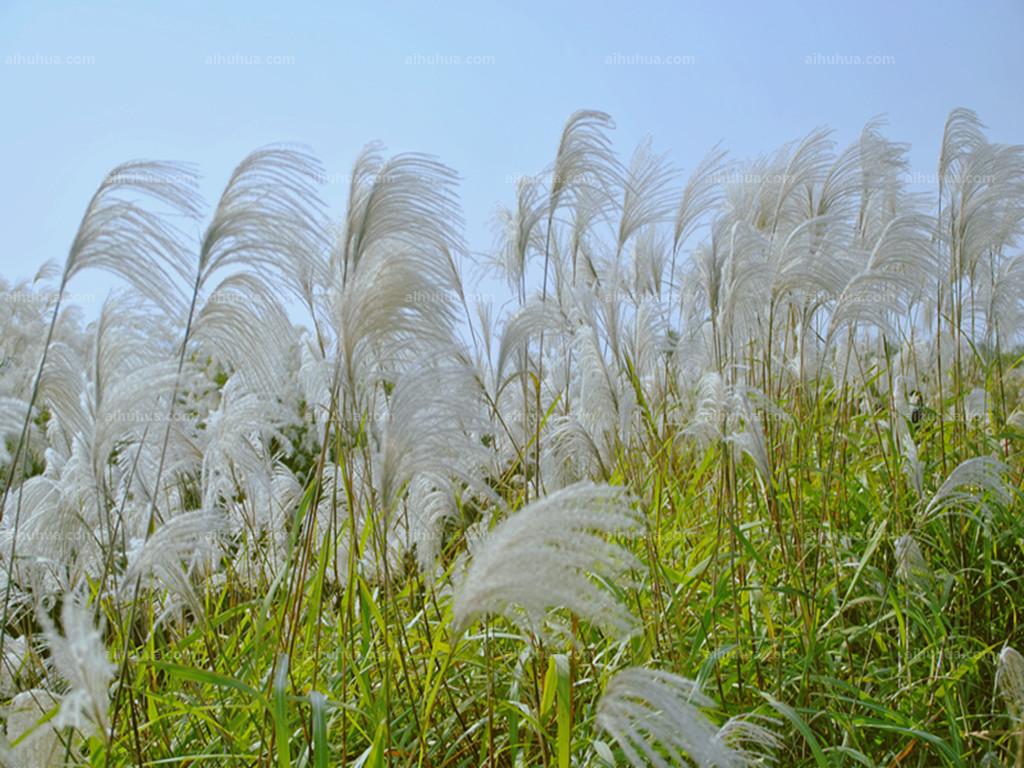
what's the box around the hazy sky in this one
[1,0,1021,303]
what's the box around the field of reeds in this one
[1,107,1023,767]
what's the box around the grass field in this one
[1,107,1023,767]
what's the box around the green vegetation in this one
[0,108,1022,766]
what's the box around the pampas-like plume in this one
[199,146,329,298]
[40,593,115,739]
[493,175,547,295]
[122,510,226,620]
[376,365,490,515]
[981,252,1024,346]
[324,149,465,397]
[199,376,293,514]
[450,482,641,639]
[2,688,66,768]
[596,667,780,767]
[0,398,35,467]
[617,138,678,253]
[827,215,935,342]
[548,110,619,214]
[893,534,933,590]
[673,147,728,254]
[923,456,1012,521]
[191,274,299,398]
[686,373,773,480]
[997,646,1024,722]
[495,298,572,388]
[0,634,27,698]
[63,161,203,319]
[336,147,464,278]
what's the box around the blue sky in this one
[1,0,1022,303]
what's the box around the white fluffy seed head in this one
[894,534,933,590]
[450,482,642,640]
[3,688,67,768]
[41,593,116,739]
[997,646,1024,721]
[597,667,780,768]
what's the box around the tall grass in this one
[0,108,1022,767]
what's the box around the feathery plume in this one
[596,667,779,767]
[41,593,115,739]
[997,646,1024,722]
[924,456,1013,521]
[2,688,66,768]
[893,534,933,590]
[122,510,226,620]
[64,161,203,319]
[451,482,641,640]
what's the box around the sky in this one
[1,0,1022,307]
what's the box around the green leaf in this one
[554,654,571,768]
[761,693,831,767]
[311,691,329,768]
[272,653,292,768]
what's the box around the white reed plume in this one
[40,593,115,739]
[451,482,642,640]
[893,534,933,590]
[596,667,780,767]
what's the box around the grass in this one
[1,108,1023,767]
[69,370,1020,767]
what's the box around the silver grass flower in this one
[376,365,489,515]
[191,274,300,399]
[197,146,330,300]
[964,388,989,423]
[924,456,1013,521]
[997,646,1024,722]
[2,688,66,768]
[451,482,642,640]
[893,534,933,590]
[596,667,779,768]
[827,215,935,343]
[122,509,226,620]
[616,137,678,252]
[492,175,547,294]
[673,146,728,255]
[63,161,203,319]
[0,634,27,698]
[546,320,639,484]
[981,252,1024,346]
[40,594,115,738]
[0,398,36,467]
[548,110,619,215]
[686,373,772,480]
[199,376,293,514]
